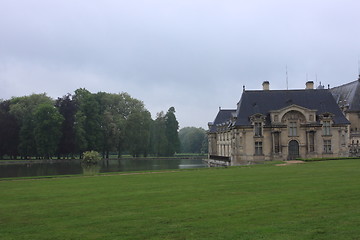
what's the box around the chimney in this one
[305,81,314,89]
[262,81,270,90]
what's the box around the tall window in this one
[341,133,346,146]
[309,132,315,152]
[254,122,262,137]
[274,132,280,153]
[288,122,297,136]
[323,121,331,135]
[323,140,332,153]
[255,142,263,155]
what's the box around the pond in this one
[0,158,208,178]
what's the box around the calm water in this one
[0,158,207,178]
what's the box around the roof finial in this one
[243,85,245,92]
[286,64,288,90]
[317,81,325,89]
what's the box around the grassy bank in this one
[1,160,360,239]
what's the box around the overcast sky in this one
[1,0,360,129]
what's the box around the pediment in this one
[270,104,317,124]
[269,104,316,114]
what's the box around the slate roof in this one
[330,77,360,111]
[235,89,349,126]
[208,109,236,133]
[209,88,350,131]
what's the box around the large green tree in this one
[125,110,152,157]
[9,94,53,158]
[150,107,180,157]
[96,92,125,158]
[151,111,168,156]
[55,94,77,158]
[95,92,148,158]
[73,88,102,154]
[165,107,180,156]
[0,100,19,159]
[33,104,64,159]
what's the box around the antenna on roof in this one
[358,55,360,77]
[286,65,288,90]
[316,73,318,87]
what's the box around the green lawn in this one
[1,160,360,239]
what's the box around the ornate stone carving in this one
[281,110,306,123]
[249,113,266,123]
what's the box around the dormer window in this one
[254,122,262,136]
[322,121,331,136]
[250,113,266,137]
[319,113,334,136]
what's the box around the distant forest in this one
[179,127,208,154]
[0,88,207,160]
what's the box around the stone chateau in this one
[207,77,360,165]
[331,76,360,156]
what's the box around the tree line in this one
[0,89,180,159]
[178,127,208,154]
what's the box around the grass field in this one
[1,160,360,239]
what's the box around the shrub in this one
[82,151,101,165]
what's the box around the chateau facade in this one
[208,81,350,165]
[331,75,360,156]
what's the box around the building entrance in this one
[288,140,299,160]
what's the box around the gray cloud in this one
[1,0,360,128]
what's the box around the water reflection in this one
[0,158,207,178]
[82,164,101,176]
